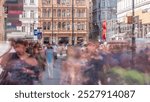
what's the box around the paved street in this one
[40,59,62,85]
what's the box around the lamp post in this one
[131,0,136,67]
[72,0,74,45]
[99,0,102,41]
[52,0,54,44]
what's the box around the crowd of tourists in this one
[0,38,150,85]
[0,38,66,85]
[60,41,150,85]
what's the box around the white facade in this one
[118,0,150,21]
[117,0,150,40]
[19,0,38,38]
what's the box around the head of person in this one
[87,41,98,53]
[14,39,27,56]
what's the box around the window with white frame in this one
[23,0,27,4]
[22,26,25,32]
[30,24,34,32]
[30,0,34,4]
[22,10,26,18]
[30,10,34,18]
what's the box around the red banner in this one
[102,20,107,41]
[8,10,22,15]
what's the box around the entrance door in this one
[43,37,49,44]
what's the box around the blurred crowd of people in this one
[0,38,150,85]
[0,38,65,85]
[60,41,150,85]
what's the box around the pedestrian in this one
[46,45,54,79]
[52,43,58,65]
[0,39,40,85]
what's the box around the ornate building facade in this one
[39,0,89,45]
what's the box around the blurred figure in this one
[0,39,40,85]
[52,43,58,66]
[61,46,84,84]
[83,41,106,85]
[46,44,54,79]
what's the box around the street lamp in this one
[131,0,136,67]
[52,0,54,44]
[72,0,74,45]
[99,0,102,42]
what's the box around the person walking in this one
[46,45,54,79]
[0,39,40,85]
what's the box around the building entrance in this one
[58,37,69,44]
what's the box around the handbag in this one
[0,69,9,85]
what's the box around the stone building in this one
[38,0,89,45]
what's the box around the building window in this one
[30,10,34,18]
[57,0,60,4]
[66,9,70,17]
[62,10,66,17]
[47,22,51,30]
[22,10,26,18]
[57,9,61,17]
[58,22,61,29]
[102,12,105,20]
[30,0,35,4]
[43,9,47,18]
[53,9,56,17]
[62,0,66,5]
[66,22,70,30]
[30,24,34,32]
[47,0,51,4]
[22,26,25,32]
[53,22,56,30]
[81,23,84,30]
[47,9,51,17]
[43,22,47,30]
[99,2,101,8]
[66,0,70,5]
[76,0,85,5]
[23,0,27,4]
[77,22,81,30]
[62,22,66,29]
[102,0,105,7]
